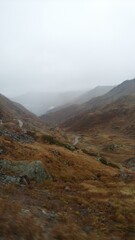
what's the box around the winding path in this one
[73,136,80,146]
[18,119,23,128]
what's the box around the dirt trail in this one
[72,136,80,146]
[18,119,23,128]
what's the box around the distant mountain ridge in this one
[41,85,115,126]
[61,79,135,137]
[84,79,135,111]
[41,79,135,130]
[73,85,114,104]
[12,91,84,116]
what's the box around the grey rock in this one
[82,148,98,157]
[65,186,71,191]
[103,143,123,152]
[124,158,135,171]
[64,144,76,151]
[0,149,4,154]
[83,225,93,234]
[98,156,122,170]
[0,174,19,184]
[0,129,34,143]
[0,159,51,183]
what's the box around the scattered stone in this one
[0,149,4,154]
[96,173,101,179]
[103,143,123,152]
[51,149,61,157]
[83,225,93,234]
[19,175,31,187]
[65,186,71,191]
[42,210,56,221]
[64,144,76,151]
[21,209,31,216]
[119,170,129,181]
[91,173,101,181]
[124,158,135,171]
[97,156,122,170]
[82,149,98,157]
[80,208,89,217]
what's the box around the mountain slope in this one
[0,93,43,129]
[74,85,114,104]
[62,94,135,137]
[41,79,135,127]
[41,85,114,126]
[85,78,135,110]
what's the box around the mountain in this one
[12,91,84,116]
[84,78,135,111]
[1,89,135,240]
[41,85,114,126]
[0,93,43,129]
[73,85,114,104]
[62,94,135,137]
[41,79,135,127]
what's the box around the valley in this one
[0,79,135,239]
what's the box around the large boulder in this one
[0,159,50,183]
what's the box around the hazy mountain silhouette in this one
[41,79,135,128]
[41,85,115,126]
[12,91,84,116]
[73,85,114,104]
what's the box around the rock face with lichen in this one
[0,159,50,183]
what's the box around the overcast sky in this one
[0,0,135,97]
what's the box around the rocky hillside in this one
[84,78,135,111]
[41,104,85,127]
[0,114,135,239]
[0,93,43,129]
[1,87,135,239]
[62,94,135,137]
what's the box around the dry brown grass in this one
[0,131,135,240]
[0,197,45,240]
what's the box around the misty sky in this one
[0,0,135,97]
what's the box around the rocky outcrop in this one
[0,159,51,183]
[124,158,135,171]
[0,129,34,143]
[97,156,123,170]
